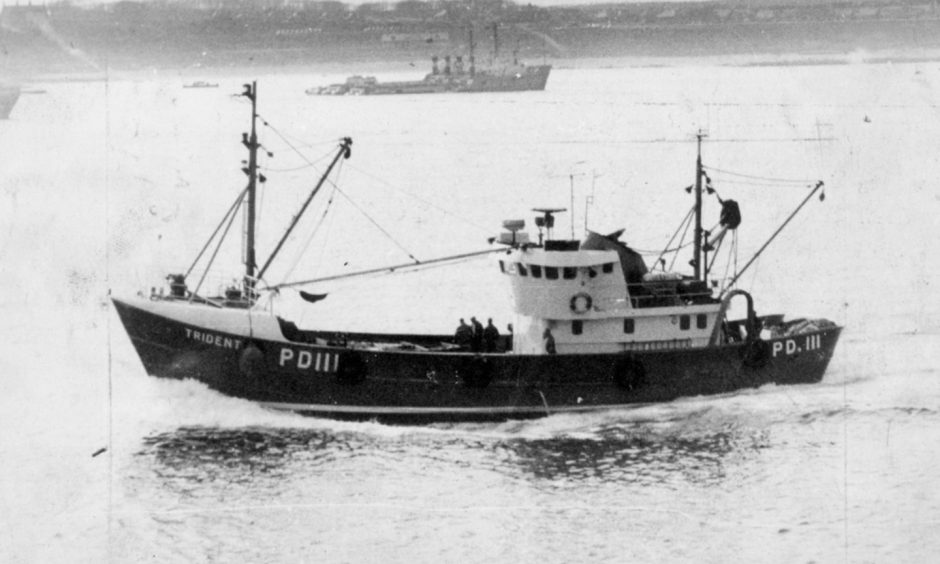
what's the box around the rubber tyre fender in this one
[336,352,368,385]
[741,339,771,369]
[613,356,646,391]
[458,355,494,389]
[238,342,265,377]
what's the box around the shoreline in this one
[20,47,940,85]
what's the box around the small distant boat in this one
[112,82,843,423]
[307,25,550,96]
[0,85,21,119]
[184,81,219,89]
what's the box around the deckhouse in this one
[498,210,722,355]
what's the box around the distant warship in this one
[307,26,550,96]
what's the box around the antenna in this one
[584,170,600,232]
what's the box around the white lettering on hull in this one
[278,347,338,373]
[771,334,822,357]
[184,327,243,350]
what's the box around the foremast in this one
[241,81,260,294]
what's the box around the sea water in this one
[0,60,938,563]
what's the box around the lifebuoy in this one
[569,292,593,314]
[458,355,493,389]
[336,353,367,385]
[613,356,646,391]
[741,339,770,369]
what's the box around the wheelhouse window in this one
[545,267,559,280]
[572,320,583,335]
[697,314,708,329]
[499,260,506,273]
[563,267,577,280]
[518,263,528,276]
[531,264,542,278]
[680,315,690,330]
[623,318,635,334]
[602,263,614,274]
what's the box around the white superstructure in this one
[497,220,722,355]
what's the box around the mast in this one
[693,130,706,281]
[241,82,259,290]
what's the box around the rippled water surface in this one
[1,60,938,562]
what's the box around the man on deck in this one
[470,317,484,352]
[454,318,472,349]
[483,318,500,352]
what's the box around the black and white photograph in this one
[1,0,937,561]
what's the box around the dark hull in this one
[113,298,841,423]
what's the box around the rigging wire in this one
[702,165,816,185]
[652,205,694,268]
[267,247,507,291]
[706,234,725,275]
[259,147,337,173]
[668,213,694,272]
[281,172,341,282]
[703,178,817,189]
[720,230,738,294]
[185,186,249,279]
[344,162,493,235]
[256,114,342,175]
[329,177,421,264]
[258,117,342,150]
[191,191,244,300]
[258,116,490,268]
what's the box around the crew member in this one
[483,318,500,352]
[454,318,472,349]
[543,327,556,355]
[470,316,484,352]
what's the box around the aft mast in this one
[692,130,706,281]
[241,82,260,294]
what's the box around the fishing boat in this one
[112,82,842,422]
[0,85,21,119]
[306,26,550,96]
[184,81,219,89]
